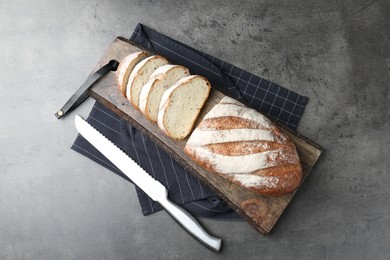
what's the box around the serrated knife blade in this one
[74,115,222,252]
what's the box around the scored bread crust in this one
[126,55,169,108]
[139,65,190,121]
[157,75,211,139]
[116,51,149,96]
[184,96,302,196]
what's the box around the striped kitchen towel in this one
[72,23,309,220]
[131,23,308,130]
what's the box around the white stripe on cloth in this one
[184,168,195,201]
[154,143,170,190]
[140,134,157,178]
[126,124,154,211]
[169,156,185,204]
[94,105,121,122]
[89,116,122,136]
[72,144,121,173]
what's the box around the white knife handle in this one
[158,194,222,252]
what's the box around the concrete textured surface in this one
[1,0,389,259]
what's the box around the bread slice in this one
[116,51,149,96]
[126,55,169,108]
[139,65,190,121]
[157,75,211,139]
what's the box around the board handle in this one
[55,60,119,119]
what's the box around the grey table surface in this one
[1,0,389,259]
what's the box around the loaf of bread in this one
[139,64,190,121]
[126,55,169,108]
[157,75,211,139]
[116,51,149,96]
[184,96,302,196]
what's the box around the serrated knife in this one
[74,115,222,252]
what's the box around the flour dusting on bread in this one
[184,96,302,196]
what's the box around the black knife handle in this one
[55,59,119,119]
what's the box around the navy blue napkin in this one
[131,23,308,130]
[72,23,309,220]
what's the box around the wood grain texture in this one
[87,37,323,234]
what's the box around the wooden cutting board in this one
[87,37,322,234]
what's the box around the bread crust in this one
[139,65,176,120]
[184,96,302,196]
[126,55,169,108]
[116,51,148,96]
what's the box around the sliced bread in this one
[139,65,190,121]
[157,75,211,139]
[126,55,169,108]
[116,51,149,96]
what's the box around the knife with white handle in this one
[74,115,222,252]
